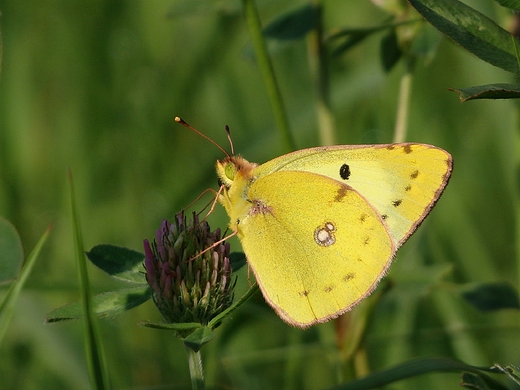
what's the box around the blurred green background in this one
[0,0,519,389]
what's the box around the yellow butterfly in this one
[215,142,452,328]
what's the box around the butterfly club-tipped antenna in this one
[225,125,235,156]
[175,116,233,158]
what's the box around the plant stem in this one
[308,1,336,146]
[393,59,414,143]
[242,0,296,152]
[185,346,205,390]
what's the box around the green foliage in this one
[0,217,23,282]
[0,224,50,344]
[86,245,147,284]
[409,0,520,73]
[1,0,520,389]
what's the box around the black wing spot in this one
[382,214,388,220]
[392,199,402,207]
[405,184,412,192]
[410,170,419,179]
[403,144,412,154]
[340,164,351,180]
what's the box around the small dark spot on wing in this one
[343,273,355,281]
[340,164,351,180]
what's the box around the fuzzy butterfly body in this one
[216,143,452,328]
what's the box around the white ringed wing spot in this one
[314,221,337,247]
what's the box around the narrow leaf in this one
[46,285,152,322]
[331,358,499,390]
[409,0,520,73]
[0,225,51,345]
[460,282,520,311]
[86,244,146,283]
[0,217,24,282]
[450,83,520,102]
[69,170,109,389]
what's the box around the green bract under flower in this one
[144,212,234,325]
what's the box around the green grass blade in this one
[0,216,24,282]
[242,0,295,151]
[333,357,505,390]
[0,224,51,345]
[68,170,110,390]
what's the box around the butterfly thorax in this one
[216,156,258,234]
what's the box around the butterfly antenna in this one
[175,116,230,158]
[225,125,235,155]
[187,228,238,263]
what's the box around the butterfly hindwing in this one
[238,170,394,327]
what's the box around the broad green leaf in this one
[409,0,520,73]
[86,244,146,284]
[46,285,152,322]
[460,282,520,311]
[450,83,520,102]
[0,225,51,345]
[183,326,214,352]
[332,358,504,390]
[0,217,23,282]
[494,0,520,11]
[263,4,317,41]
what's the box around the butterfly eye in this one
[224,163,236,181]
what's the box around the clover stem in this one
[185,346,205,390]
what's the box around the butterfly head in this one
[216,156,257,189]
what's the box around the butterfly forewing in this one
[254,143,452,246]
